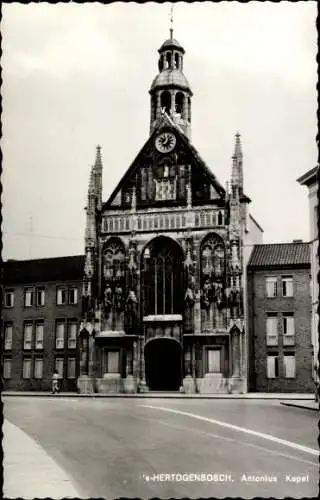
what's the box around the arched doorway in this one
[145,338,182,391]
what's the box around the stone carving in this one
[126,289,138,326]
[114,285,124,312]
[184,287,195,308]
[201,279,213,310]
[104,283,113,315]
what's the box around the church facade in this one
[78,32,257,394]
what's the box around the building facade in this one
[78,31,263,394]
[297,166,319,395]
[2,256,83,391]
[247,243,313,393]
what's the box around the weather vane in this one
[170,3,174,39]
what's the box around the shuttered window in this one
[284,354,296,378]
[56,322,65,349]
[266,277,277,297]
[267,354,279,378]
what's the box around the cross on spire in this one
[169,3,174,39]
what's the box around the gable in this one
[103,114,225,212]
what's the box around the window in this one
[69,288,78,305]
[55,357,64,378]
[4,324,13,350]
[105,350,120,374]
[23,323,33,350]
[283,313,295,346]
[56,321,65,349]
[283,313,294,335]
[24,288,34,307]
[207,349,221,373]
[68,358,76,379]
[282,276,293,297]
[34,358,43,379]
[23,358,32,379]
[267,354,279,378]
[57,288,67,305]
[284,353,296,378]
[68,322,77,349]
[266,277,277,297]
[144,239,183,316]
[35,321,44,349]
[266,314,278,345]
[4,290,14,308]
[4,359,11,379]
[36,287,45,306]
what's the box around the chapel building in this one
[78,31,262,394]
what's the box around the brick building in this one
[2,256,84,391]
[297,166,319,394]
[247,242,313,393]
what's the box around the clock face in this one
[155,132,176,153]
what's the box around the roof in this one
[248,243,310,269]
[150,69,191,92]
[103,112,226,209]
[159,38,185,53]
[297,166,319,187]
[249,214,264,232]
[3,255,85,285]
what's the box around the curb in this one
[280,401,318,412]
[2,391,315,400]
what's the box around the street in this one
[4,397,319,498]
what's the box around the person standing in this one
[52,370,60,394]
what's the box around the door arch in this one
[145,337,182,391]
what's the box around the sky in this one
[1,1,317,261]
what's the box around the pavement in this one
[3,396,319,499]
[3,419,82,499]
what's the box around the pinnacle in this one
[95,144,102,167]
[234,132,242,158]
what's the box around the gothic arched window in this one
[174,53,179,69]
[200,234,226,284]
[166,52,172,69]
[161,91,171,115]
[143,238,183,316]
[103,239,126,283]
[175,92,185,116]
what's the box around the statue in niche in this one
[214,282,224,310]
[114,285,124,312]
[82,290,95,319]
[184,287,195,308]
[104,283,113,316]
[201,279,213,310]
[80,335,89,375]
[126,290,138,322]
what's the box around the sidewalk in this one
[3,420,82,499]
[2,390,316,399]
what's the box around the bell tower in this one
[149,17,193,138]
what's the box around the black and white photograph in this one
[2,1,318,498]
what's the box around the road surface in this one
[4,397,319,498]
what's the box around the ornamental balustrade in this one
[102,208,225,234]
